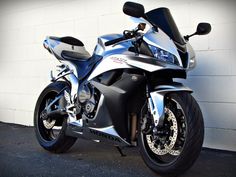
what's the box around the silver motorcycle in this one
[34,2,211,176]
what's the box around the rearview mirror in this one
[123,2,145,18]
[184,22,211,41]
[196,23,211,35]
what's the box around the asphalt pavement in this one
[0,122,235,177]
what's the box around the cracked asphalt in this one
[0,122,235,177]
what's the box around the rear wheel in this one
[139,92,204,176]
[34,81,77,153]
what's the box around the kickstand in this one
[115,146,126,157]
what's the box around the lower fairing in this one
[66,123,131,146]
[90,72,146,142]
[65,70,146,144]
[65,66,187,145]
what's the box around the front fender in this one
[148,82,192,126]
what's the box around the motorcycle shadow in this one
[65,140,236,177]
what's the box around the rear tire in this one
[139,92,204,176]
[34,81,77,153]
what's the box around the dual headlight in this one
[148,45,180,66]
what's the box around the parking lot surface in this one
[0,122,235,177]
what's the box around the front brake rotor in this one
[146,108,178,155]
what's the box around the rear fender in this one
[148,83,192,126]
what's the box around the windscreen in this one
[145,8,185,45]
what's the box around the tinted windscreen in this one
[146,8,185,45]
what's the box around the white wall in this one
[0,0,235,151]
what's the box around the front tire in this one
[139,92,204,176]
[34,81,77,153]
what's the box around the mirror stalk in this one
[184,32,196,41]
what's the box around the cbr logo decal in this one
[110,57,127,64]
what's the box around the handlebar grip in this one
[104,37,126,46]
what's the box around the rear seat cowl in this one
[49,36,84,47]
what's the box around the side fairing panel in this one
[90,73,146,141]
[88,54,132,81]
[88,54,184,81]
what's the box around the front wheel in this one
[139,92,204,176]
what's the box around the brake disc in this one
[43,119,56,129]
[146,108,178,155]
[40,100,56,130]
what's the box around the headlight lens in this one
[188,56,196,70]
[149,45,180,66]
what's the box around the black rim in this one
[141,96,187,165]
[37,91,64,142]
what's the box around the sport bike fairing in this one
[42,6,192,145]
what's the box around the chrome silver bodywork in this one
[148,84,192,126]
[143,28,182,66]
[88,54,132,80]
[88,52,184,81]
[89,25,195,81]
[43,13,197,146]
[51,63,79,104]
[44,36,91,60]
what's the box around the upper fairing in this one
[143,28,182,67]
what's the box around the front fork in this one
[147,83,192,127]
